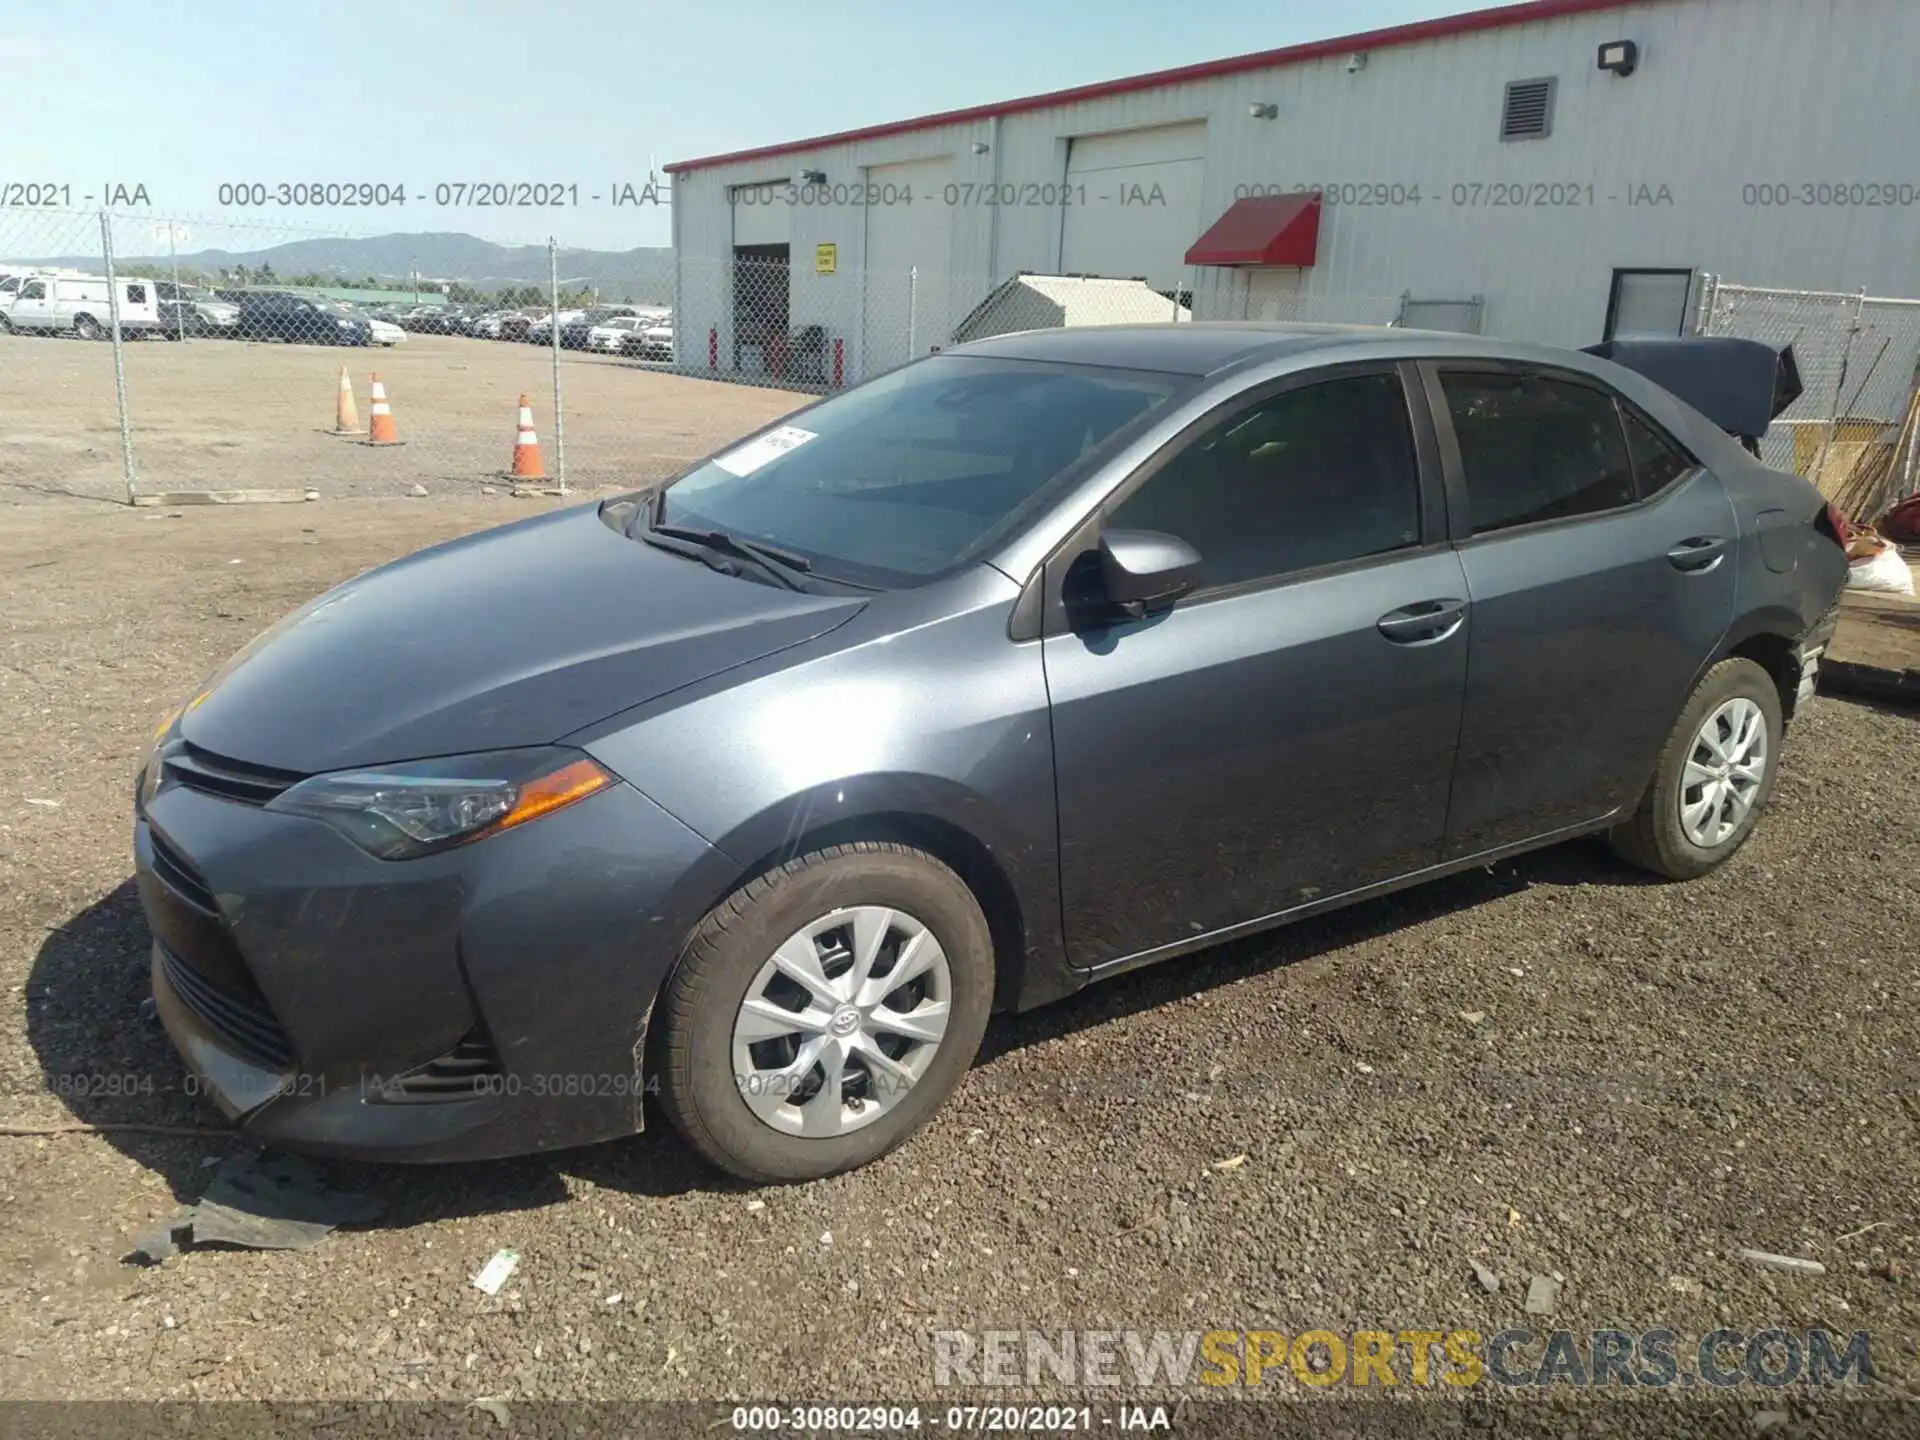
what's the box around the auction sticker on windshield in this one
[713,425,817,477]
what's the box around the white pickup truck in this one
[0,273,161,338]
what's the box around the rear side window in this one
[1622,408,1695,497]
[1107,371,1422,590]
[1440,370,1633,533]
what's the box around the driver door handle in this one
[1377,598,1467,645]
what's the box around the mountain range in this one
[12,231,675,301]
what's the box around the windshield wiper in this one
[635,511,811,591]
[650,522,813,575]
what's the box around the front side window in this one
[661,355,1184,586]
[1440,370,1633,533]
[1106,372,1423,591]
[20,281,44,300]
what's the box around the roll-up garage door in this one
[731,181,791,246]
[1059,123,1206,291]
[861,155,954,374]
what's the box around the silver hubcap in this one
[1679,697,1767,848]
[731,905,952,1138]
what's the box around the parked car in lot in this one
[559,305,645,349]
[495,310,542,342]
[133,325,1846,1183]
[621,317,674,361]
[365,315,406,346]
[527,309,583,345]
[153,280,241,338]
[234,293,373,345]
[1,273,161,338]
[584,315,648,353]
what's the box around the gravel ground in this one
[1,497,1916,1435]
[0,329,804,505]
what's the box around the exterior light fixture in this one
[1248,102,1279,119]
[1597,39,1638,76]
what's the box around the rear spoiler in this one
[1582,336,1802,447]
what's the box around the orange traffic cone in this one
[333,365,360,434]
[508,393,545,479]
[367,373,401,446]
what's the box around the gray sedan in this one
[133,323,1847,1182]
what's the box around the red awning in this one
[1185,193,1321,267]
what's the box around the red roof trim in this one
[666,0,1651,175]
[1187,193,1322,267]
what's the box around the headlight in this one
[265,747,614,860]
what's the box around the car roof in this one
[946,321,1576,378]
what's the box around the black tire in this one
[73,314,102,341]
[656,841,994,1184]
[1608,657,1783,880]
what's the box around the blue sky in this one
[3,0,1515,255]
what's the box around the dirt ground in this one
[1,496,1918,1431]
[0,330,804,505]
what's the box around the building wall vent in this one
[1501,77,1556,140]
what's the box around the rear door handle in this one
[1666,535,1728,572]
[1377,598,1467,645]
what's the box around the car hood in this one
[180,504,866,774]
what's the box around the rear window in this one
[1440,370,1635,533]
[661,355,1186,587]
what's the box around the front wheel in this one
[1609,657,1783,880]
[655,842,994,1183]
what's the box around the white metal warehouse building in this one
[666,0,1919,388]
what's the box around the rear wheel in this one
[1609,657,1782,879]
[73,314,102,341]
[656,842,994,1183]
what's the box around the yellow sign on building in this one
[815,243,838,275]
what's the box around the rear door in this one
[1044,363,1471,969]
[1424,362,1736,856]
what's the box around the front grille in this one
[374,1032,504,1104]
[147,827,218,913]
[159,943,294,1070]
[164,743,301,807]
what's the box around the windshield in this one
[659,354,1184,587]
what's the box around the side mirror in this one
[1098,529,1202,617]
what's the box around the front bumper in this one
[135,761,723,1162]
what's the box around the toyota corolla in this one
[134,324,1847,1182]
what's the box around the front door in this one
[1426,363,1738,855]
[1045,366,1471,970]
[10,279,52,330]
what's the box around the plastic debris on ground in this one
[471,1248,521,1296]
[126,1151,383,1264]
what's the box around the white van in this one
[1,273,161,339]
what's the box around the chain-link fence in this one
[2,205,1492,509]
[0,209,779,506]
[1697,276,1920,520]
[668,253,1406,391]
